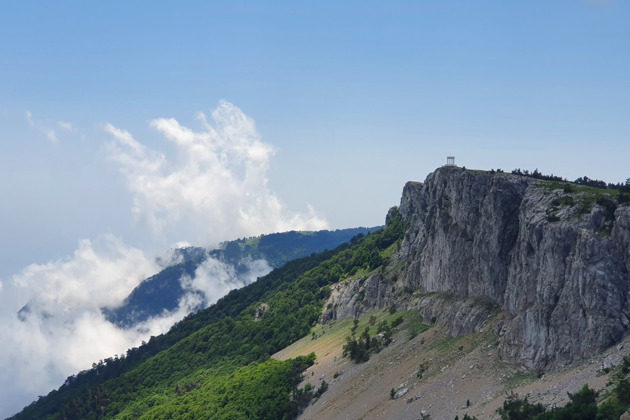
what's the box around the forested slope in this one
[10,215,404,419]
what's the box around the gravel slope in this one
[274,311,630,420]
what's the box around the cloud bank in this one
[105,100,328,245]
[0,235,161,416]
[185,256,272,307]
[1,101,328,417]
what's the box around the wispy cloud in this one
[58,121,73,131]
[25,111,76,144]
[105,100,328,245]
[184,256,272,308]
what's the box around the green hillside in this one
[10,214,404,419]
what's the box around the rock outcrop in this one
[398,167,630,369]
[324,167,630,370]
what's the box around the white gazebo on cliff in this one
[446,156,455,166]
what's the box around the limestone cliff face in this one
[398,167,630,369]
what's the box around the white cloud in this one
[25,111,76,144]
[184,256,272,308]
[173,241,192,249]
[105,100,328,245]
[58,121,73,131]
[43,127,59,143]
[12,235,158,310]
[1,101,329,417]
[0,235,161,417]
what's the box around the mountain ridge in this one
[9,166,630,419]
[103,227,380,328]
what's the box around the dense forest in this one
[10,213,404,419]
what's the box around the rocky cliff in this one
[325,167,630,370]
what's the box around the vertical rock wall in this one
[398,167,630,369]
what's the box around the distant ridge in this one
[103,227,381,328]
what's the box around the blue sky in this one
[2,1,629,271]
[0,1,629,414]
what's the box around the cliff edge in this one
[398,167,630,369]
